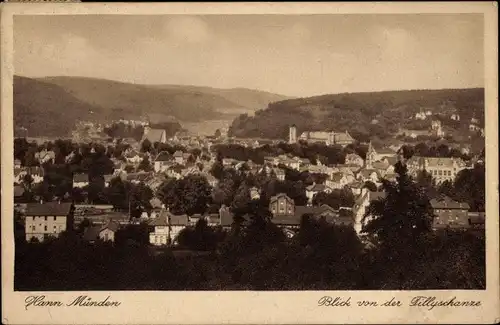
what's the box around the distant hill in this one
[229,88,485,141]
[14,75,290,137]
[14,76,100,137]
[150,85,290,116]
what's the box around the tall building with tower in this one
[289,124,297,144]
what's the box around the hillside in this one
[151,84,290,115]
[229,88,485,141]
[14,76,101,137]
[14,75,290,137]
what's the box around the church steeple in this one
[366,140,374,169]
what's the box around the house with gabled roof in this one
[430,196,470,229]
[148,210,189,246]
[371,160,394,177]
[345,153,364,167]
[153,151,172,173]
[366,141,398,168]
[83,220,120,243]
[173,151,192,165]
[273,168,286,181]
[24,202,75,242]
[305,183,333,205]
[406,156,466,184]
[142,127,167,144]
[126,172,152,185]
[269,193,354,237]
[356,169,380,184]
[181,166,201,178]
[73,173,89,188]
[15,166,45,185]
[326,172,349,189]
[124,149,145,164]
[35,149,56,164]
[352,189,386,234]
[166,165,183,180]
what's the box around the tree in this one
[437,180,455,198]
[157,178,177,210]
[129,182,153,220]
[104,177,128,210]
[363,181,377,192]
[214,129,222,138]
[24,147,39,167]
[22,174,34,191]
[158,175,211,215]
[362,162,434,253]
[179,175,211,215]
[231,184,252,217]
[210,160,224,180]
[141,139,152,153]
[453,165,485,211]
[138,156,152,172]
[177,218,225,251]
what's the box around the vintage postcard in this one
[1,2,499,324]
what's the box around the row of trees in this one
[103,122,144,141]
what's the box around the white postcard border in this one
[1,2,499,324]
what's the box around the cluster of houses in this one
[15,122,484,246]
[407,109,484,139]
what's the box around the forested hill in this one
[14,76,101,137]
[228,88,485,141]
[14,75,290,137]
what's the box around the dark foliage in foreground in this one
[14,220,484,291]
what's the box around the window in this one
[448,170,451,176]
[44,216,47,221]
[44,225,47,231]
[54,216,57,221]
[438,170,442,176]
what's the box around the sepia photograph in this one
[11,11,489,291]
[2,2,499,324]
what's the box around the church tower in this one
[289,124,297,144]
[366,140,374,169]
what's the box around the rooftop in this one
[25,202,73,216]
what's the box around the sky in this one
[14,14,484,97]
